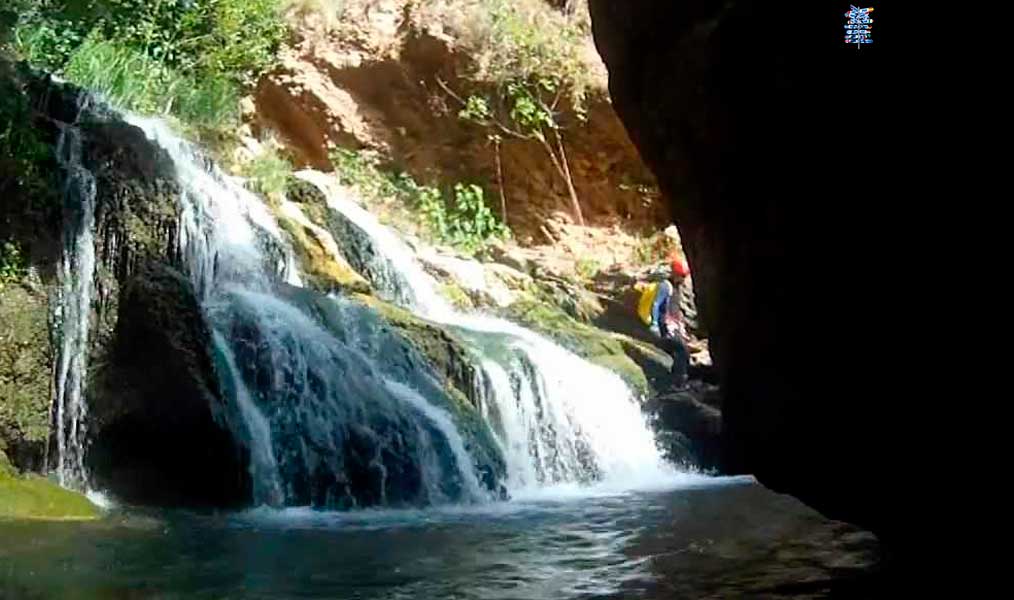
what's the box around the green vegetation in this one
[0,242,26,289]
[63,36,240,129]
[0,59,59,218]
[424,0,593,105]
[244,147,294,201]
[0,286,53,449]
[634,232,679,267]
[9,0,286,134]
[574,257,600,283]
[330,149,410,200]
[331,149,509,254]
[505,297,649,395]
[444,0,592,226]
[440,281,475,311]
[0,471,101,521]
[0,448,13,477]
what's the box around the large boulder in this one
[645,382,723,471]
[0,284,52,472]
[589,0,911,547]
[288,287,508,496]
[503,297,655,395]
[0,469,100,521]
[86,263,251,508]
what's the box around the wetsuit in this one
[651,279,690,387]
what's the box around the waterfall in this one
[52,105,98,490]
[211,330,285,507]
[298,172,675,493]
[46,102,671,507]
[126,117,494,508]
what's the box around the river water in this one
[10,107,879,599]
[0,478,878,599]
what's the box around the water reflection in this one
[0,480,878,599]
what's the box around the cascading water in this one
[211,329,285,507]
[126,116,496,508]
[52,100,98,490]
[46,98,671,507]
[298,171,676,494]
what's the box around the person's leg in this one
[658,297,671,339]
[671,335,690,388]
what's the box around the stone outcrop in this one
[0,283,52,472]
[0,468,100,521]
[270,284,508,502]
[251,2,669,240]
[87,262,251,508]
[278,178,372,294]
[589,0,906,545]
[645,382,723,471]
[0,71,256,507]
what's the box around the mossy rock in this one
[504,297,650,395]
[615,336,675,392]
[287,177,331,226]
[0,471,100,521]
[279,287,506,491]
[277,215,371,294]
[351,298,505,489]
[86,262,252,508]
[0,284,52,470]
[439,280,476,311]
[353,294,480,408]
[0,449,13,477]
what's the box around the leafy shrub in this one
[575,257,600,282]
[480,0,591,108]
[331,149,412,200]
[9,13,90,71]
[10,0,284,131]
[0,242,25,289]
[244,148,294,201]
[331,149,509,253]
[423,0,593,106]
[634,233,678,267]
[446,0,594,226]
[0,60,58,215]
[445,183,509,252]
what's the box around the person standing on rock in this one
[649,260,691,388]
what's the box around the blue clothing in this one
[650,279,689,387]
[651,280,673,331]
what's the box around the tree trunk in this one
[540,129,585,226]
[494,139,508,226]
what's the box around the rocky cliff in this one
[249,0,668,240]
[589,0,909,549]
[1,67,515,507]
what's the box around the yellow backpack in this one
[637,282,658,325]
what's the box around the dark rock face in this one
[279,286,508,502]
[589,0,908,545]
[646,383,723,472]
[87,263,251,508]
[84,119,182,280]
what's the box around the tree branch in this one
[435,76,468,107]
[435,76,527,140]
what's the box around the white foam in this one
[85,489,116,510]
[298,169,705,495]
